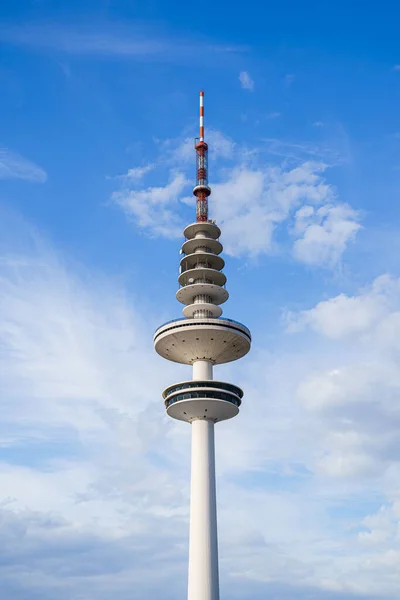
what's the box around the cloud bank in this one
[0,211,399,598]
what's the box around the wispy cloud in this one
[393,65,400,71]
[0,25,164,56]
[117,164,154,181]
[263,136,343,165]
[239,70,254,91]
[0,23,245,62]
[113,172,187,237]
[0,148,47,182]
[266,111,281,119]
[284,73,295,86]
[170,129,236,163]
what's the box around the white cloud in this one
[112,172,187,237]
[211,161,336,259]
[171,136,195,163]
[211,167,272,256]
[288,272,400,494]
[288,274,399,339]
[121,164,154,181]
[316,447,383,478]
[172,129,235,163]
[266,111,281,119]
[0,213,188,536]
[359,501,400,545]
[0,148,47,182]
[239,71,254,91]
[292,203,361,267]
[208,129,236,159]
[286,272,400,489]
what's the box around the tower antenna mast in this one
[193,91,211,222]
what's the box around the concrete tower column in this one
[192,359,213,381]
[188,418,219,600]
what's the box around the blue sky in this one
[1,1,400,598]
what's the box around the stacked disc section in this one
[177,221,228,319]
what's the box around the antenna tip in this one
[200,90,204,96]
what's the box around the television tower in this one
[154,91,251,600]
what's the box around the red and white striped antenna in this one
[193,91,211,222]
[199,91,205,141]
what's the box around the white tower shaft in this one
[188,418,220,600]
[193,359,213,381]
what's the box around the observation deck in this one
[163,380,243,423]
[154,317,251,365]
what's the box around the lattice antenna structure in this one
[193,91,211,222]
